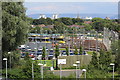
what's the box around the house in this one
[84,21,92,24]
[69,25,84,28]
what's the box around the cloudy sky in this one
[24,2,118,15]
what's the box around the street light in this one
[8,52,11,70]
[76,61,80,78]
[73,64,77,79]
[38,63,43,79]
[110,63,115,80]
[38,63,46,79]
[32,62,34,79]
[82,69,86,79]
[34,48,37,60]
[3,58,7,79]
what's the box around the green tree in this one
[79,46,83,55]
[21,53,32,78]
[74,46,78,55]
[111,41,119,54]
[72,18,84,25]
[90,52,99,68]
[59,17,73,25]
[92,17,105,31]
[2,2,29,52]
[115,40,120,73]
[53,21,67,33]
[42,47,46,60]
[55,45,60,70]
[99,49,112,71]
[2,50,21,68]
[66,47,69,56]
[46,17,53,25]
[24,52,30,60]
[83,23,92,31]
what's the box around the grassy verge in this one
[87,51,93,55]
[37,60,56,67]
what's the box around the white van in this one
[18,45,25,49]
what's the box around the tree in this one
[111,41,119,55]
[91,18,105,31]
[72,18,84,25]
[42,47,46,60]
[55,45,60,70]
[53,21,67,34]
[90,52,99,68]
[21,53,32,78]
[2,50,21,68]
[115,40,120,73]
[74,46,78,55]
[46,17,53,25]
[99,49,112,71]
[59,17,73,25]
[66,47,69,56]
[79,46,83,55]
[2,2,29,52]
[83,23,92,31]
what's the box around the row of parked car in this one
[18,45,88,60]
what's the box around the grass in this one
[37,60,56,67]
[87,51,93,55]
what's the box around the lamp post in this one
[110,63,115,80]
[38,63,46,80]
[34,48,37,60]
[82,69,86,79]
[68,36,70,56]
[8,52,11,70]
[3,58,7,79]
[76,61,80,78]
[73,64,77,79]
[38,63,43,80]
[32,62,34,80]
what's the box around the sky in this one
[24,2,118,15]
[25,0,119,2]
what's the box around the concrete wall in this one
[58,55,92,68]
[103,27,119,50]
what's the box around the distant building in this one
[84,21,92,24]
[31,24,46,28]
[84,17,92,20]
[52,14,58,19]
[76,13,80,18]
[69,25,84,28]
[38,14,46,19]
[105,17,110,20]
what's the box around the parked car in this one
[70,52,75,56]
[37,55,42,60]
[18,45,25,49]
[48,53,54,60]
[83,51,88,55]
[21,53,26,58]
[29,53,35,58]
[62,52,67,56]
